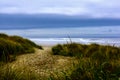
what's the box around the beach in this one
[30,38,120,47]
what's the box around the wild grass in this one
[0,33,43,62]
[0,33,43,79]
[0,63,41,80]
[0,47,75,80]
[52,43,120,80]
[1,33,120,80]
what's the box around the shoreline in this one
[30,38,120,47]
[38,42,120,48]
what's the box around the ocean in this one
[0,26,120,47]
[1,14,120,46]
[29,38,120,47]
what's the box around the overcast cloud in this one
[0,0,120,18]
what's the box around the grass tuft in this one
[0,33,43,62]
[52,43,120,79]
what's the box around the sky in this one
[0,0,120,18]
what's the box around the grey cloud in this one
[0,0,120,18]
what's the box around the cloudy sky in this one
[0,0,120,18]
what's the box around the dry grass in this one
[1,46,76,80]
[2,42,120,79]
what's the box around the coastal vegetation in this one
[0,33,42,62]
[0,33,120,80]
[52,43,120,80]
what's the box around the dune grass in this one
[0,33,44,79]
[0,47,76,80]
[0,33,43,62]
[0,63,41,80]
[1,33,120,80]
[52,43,120,80]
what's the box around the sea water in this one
[0,26,120,47]
[29,38,120,47]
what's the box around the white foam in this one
[29,38,120,47]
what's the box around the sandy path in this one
[9,46,76,78]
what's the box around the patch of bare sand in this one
[9,46,76,78]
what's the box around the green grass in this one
[52,43,120,80]
[1,33,120,80]
[0,33,44,79]
[52,43,120,59]
[0,33,43,62]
